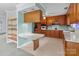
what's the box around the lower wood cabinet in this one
[35,30,64,39]
[45,30,50,37]
[40,30,64,39]
[65,41,79,56]
[59,30,64,39]
[50,30,60,38]
[41,30,47,36]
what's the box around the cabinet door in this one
[46,30,50,37]
[77,3,79,23]
[50,30,55,38]
[67,3,77,24]
[50,30,60,38]
[58,16,66,25]
[59,30,64,39]
[47,17,53,25]
[24,10,42,23]
[65,41,77,56]
[47,17,55,25]
[54,30,60,38]
[65,48,77,56]
[24,13,31,22]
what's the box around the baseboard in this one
[0,32,6,35]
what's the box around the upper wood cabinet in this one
[66,3,77,24]
[76,4,79,22]
[46,15,66,25]
[46,17,55,25]
[24,10,42,23]
[55,15,66,25]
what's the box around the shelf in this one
[8,18,17,21]
[8,33,17,35]
[7,17,17,42]
[8,34,17,41]
[8,24,16,26]
[8,28,17,30]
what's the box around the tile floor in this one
[0,34,64,56]
[0,34,33,56]
[21,37,64,56]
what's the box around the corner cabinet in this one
[66,3,79,24]
[24,10,42,23]
[77,4,79,22]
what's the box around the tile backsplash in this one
[47,25,74,31]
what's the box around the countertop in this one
[18,33,45,40]
[63,30,79,43]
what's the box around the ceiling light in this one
[43,16,46,19]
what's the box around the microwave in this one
[41,26,46,30]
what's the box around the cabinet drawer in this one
[65,48,77,56]
[67,43,76,48]
[66,41,79,48]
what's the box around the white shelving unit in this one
[7,17,17,43]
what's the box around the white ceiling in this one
[39,3,70,16]
[16,3,70,16]
[0,3,16,11]
[0,3,70,16]
[0,3,16,15]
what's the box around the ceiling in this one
[0,3,16,15]
[0,3,70,16]
[18,3,70,16]
[39,3,70,16]
[0,3,16,10]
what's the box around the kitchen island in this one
[63,30,79,56]
[18,33,44,50]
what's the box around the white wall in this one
[0,12,6,34]
[5,10,16,35]
[6,10,16,18]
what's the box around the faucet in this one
[55,28,57,30]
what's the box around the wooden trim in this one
[33,39,39,50]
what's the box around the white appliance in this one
[41,26,46,30]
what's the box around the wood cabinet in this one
[46,15,66,25]
[41,30,47,36]
[66,3,79,24]
[57,15,66,25]
[67,3,77,24]
[50,30,55,37]
[59,30,64,39]
[40,30,64,39]
[45,30,50,37]
[24,10,42,23]
[76,4,79,22]
[46,17,55,25]
[50,30,60,38]
[65,41,79,56]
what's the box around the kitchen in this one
[17,3,79,56]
